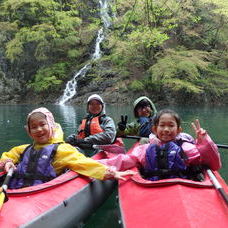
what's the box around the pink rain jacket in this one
[99,133,221,171]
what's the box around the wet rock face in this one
[0,78,22,104]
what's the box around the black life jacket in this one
[9,143,59,189]
[140,141,204,181]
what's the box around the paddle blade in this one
[0,190,6,209]
[93,144,126,154]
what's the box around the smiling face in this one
[152,113,182,143]
[28,113,51,144]
[136,105,152,117]
[88,99,103,115]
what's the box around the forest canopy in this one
[0,0,227,104]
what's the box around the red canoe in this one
[118,143,228,228]
[0,150,117,228]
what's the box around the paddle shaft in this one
[216,144,228,149]
[207,169,228,206]
[121,135,228,149]
[0,168,14,206]
[1,168,14,191]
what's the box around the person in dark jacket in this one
[117,96,157,138]
[66,94,116,155]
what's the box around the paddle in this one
[216,144,228,149]
[93,144,126,154]
[207,169,228,206]
[121,135,141,140]
[121,135,228,149]
[0,167,14,208]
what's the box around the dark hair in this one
[134,99,152,117]
[153,109,181,127]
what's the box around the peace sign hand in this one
[118,115,128,131]
[191,119,207,143]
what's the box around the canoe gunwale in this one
[131,170,214,188]
[7,171,80,196]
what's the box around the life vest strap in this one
[16,143,59,187]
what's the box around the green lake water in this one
[0,104,227,227]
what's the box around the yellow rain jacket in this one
[0,124,107,180]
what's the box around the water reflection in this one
[58,105,77,135]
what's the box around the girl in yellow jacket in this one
[0,107,134,189]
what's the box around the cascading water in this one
[57,0,112,105]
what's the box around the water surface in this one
[0,104,227,227]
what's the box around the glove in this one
[73,138,85,146]
[66,134,85,146]
[118,115,128,131]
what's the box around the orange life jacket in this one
[77,116,104,139]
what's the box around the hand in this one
[66,134,76,144]
[66,134,85,146]
[113,170,137,181]
[191,119,207,143]
[118,115,128,131]
[4,161,16,172]
[74,138,85,145]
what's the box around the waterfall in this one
[57,0,112,105]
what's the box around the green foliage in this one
[0,22,18,44]
[200,0,228,17]
[148,48,211,94]
[163,78,202,94]
[150,49,209,81]
[106,26,169,72]
[0,0,92,87]
[67,49,81,59]
[5,24,58,61]
[128,27,169,49]
[0,0,228,104]
[1,0,60,27]
[129,79,144,91]
[103,0,228,103]
[203,65,228,96]
[5,35,23,60]
[53,11,81,36]
[28,62,69,92]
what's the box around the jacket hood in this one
[26,107,64,143]
[87,94,106,115]
[133,96,157,117]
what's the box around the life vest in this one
[77,115,104,139]
[141,142,188,181]
[9,144,59,189]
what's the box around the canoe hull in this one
[23,179,116,228]
[0,152,116,228]
[118,143,228,228]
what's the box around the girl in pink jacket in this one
[99,109,221,180]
